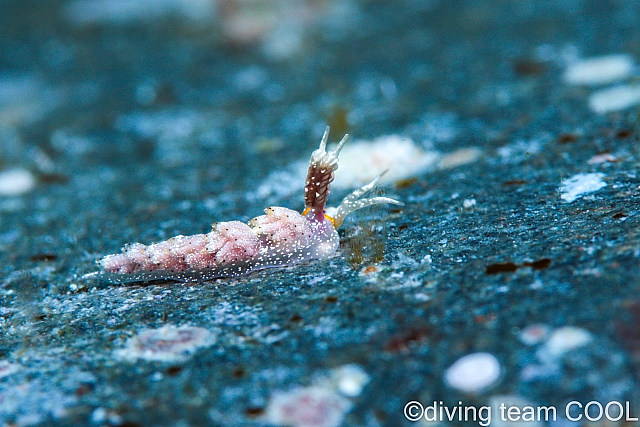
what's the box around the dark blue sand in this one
[0,0,639,425]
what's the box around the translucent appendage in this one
[330,173,404,228]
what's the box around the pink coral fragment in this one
[265,386,352,427]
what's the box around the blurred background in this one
[1,0,640,425]
[1,0,637,195]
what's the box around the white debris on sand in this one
[438,147,482,170]
[333,135,439,189]
[520,326,594,382]
[588,84,640,114]
[563,54,636,86]
[264,386,352,427]
[252,133,481,202]
[537,326,593,362]
[587,152,618,164]
[559,173,606,202]
[462,198,476,209]
[115,324,215,362]
[0,168,36,196]
[328,364,370,397]
[444,352,501,393]
[560,53,640,114]
[263,364,369,427]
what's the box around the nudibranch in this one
[96,127,403,283]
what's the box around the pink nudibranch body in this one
[97,127,402,283]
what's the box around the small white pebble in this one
[463,198,476,208]
[529,279,543,290]
[414,292,431,302]
[331,364,370,397]
[560,173,606,202]
[519,324,550,346]
[587,152,617,164]
[541,326,592,359]
[0,168,36,196]
[563,54,635,85]
[91,407,107,424]
[588,84,640,114]
[444,352,501,393]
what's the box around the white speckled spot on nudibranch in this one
[95,127,403,284]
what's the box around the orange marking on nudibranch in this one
[324,214,337,229]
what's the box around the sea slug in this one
[96,127,403,283]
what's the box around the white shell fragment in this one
[0,168,36,196]
[560,173,606,202]
[444,352,501,393]
[333,135,439,188]
[438,147,482,170]
[563,54,635,86]
[588,84,640,114]
[462,198,477,209]
[540,326,593,360]
[115,324,214,362]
